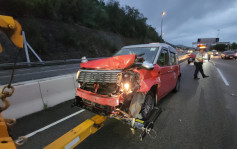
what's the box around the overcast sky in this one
[116,0,237,46]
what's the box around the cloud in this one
[116,0,237,46]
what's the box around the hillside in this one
[0,0,162,63]
[0,17,144,63]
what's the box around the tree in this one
[213,44,227,51]
[230,42,237,50]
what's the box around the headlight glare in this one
[124,83,130,91]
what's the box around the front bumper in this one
[76,88,119,107]
[226,55,235,59]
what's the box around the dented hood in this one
[81,54,136,70]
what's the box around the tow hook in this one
[139,107,162,141]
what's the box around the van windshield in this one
[114,47,159,63]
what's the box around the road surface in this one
[0,63,80,85]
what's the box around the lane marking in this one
[23,109,85,138]
[212,61,216,66]
[216,68,229,86]
[18,69,31,72]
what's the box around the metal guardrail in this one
[0,57,107,70]
[0,55,189,70]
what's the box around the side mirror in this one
[141,61,154,70]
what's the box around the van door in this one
[156,48,172,99]
[169,52,179,90]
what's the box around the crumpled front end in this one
[75,68,140,118]
[74,54,161,119]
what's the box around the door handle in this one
[168,70,173,73]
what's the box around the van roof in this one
[122,43,177,53]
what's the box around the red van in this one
[75,43,181,120]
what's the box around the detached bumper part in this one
[76,88,119,107]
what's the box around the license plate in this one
[230,56,233,58]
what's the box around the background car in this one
[212,50,219,56]
[234,50,237,59]
[187,49,194,54]
[203,52,208,60]
[221,51,235,59]
[187,51,198,64]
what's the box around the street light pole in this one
[217,29,220,38]
[161,11,166,39]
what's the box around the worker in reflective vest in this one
[194,48,209,79]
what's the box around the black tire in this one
[188,61,190,64]
[173,77,181,92]
[140,91,155,120]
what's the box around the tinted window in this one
[157,48,169,66]
[114,47,158,63]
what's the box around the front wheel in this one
[129,92,154,120]
[141,92,155,120]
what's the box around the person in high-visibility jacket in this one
[194,48,209,79]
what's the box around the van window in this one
[157,48,169,66]
[170,52,177,65]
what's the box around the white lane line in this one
[23,109,85,138]
[212,61,216,66]
[216,68,229,86]
[18,69,31,72]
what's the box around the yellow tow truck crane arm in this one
[0,15,23,149]
[0,15,23,53]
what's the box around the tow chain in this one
[0,85,14,112]
[0,48,24,147]
[0,49,21,112]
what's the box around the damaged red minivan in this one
[75,43,181,120]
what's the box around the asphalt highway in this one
[11,56,237,149]
[0,63,80,85]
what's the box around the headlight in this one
[120,82,132,94]
[124,83,130,91]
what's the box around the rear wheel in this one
[173,77,181,92]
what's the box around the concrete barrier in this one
[39,75,76,108]
[1,74,77,119]
[1,81,44,119]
